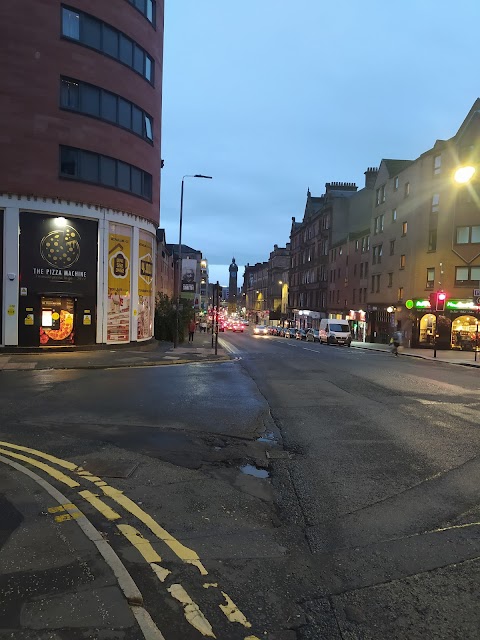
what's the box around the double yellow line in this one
[0,440,261,640]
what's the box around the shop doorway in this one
[419,313,436,345]
[40,297,74,346]
[451,315,480,351]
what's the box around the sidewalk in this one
[351,340,480,368]
[0,331,230,371]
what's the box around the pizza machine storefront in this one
[1,203,156,348]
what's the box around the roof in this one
[166,244,202,258]
[383,159,414,177]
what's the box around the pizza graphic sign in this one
[40,226,80,268]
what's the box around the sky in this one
[160,0,480,287]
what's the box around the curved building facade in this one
[0,0,163,347]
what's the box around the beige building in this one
[368,100,480,349]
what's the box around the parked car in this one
[277,327,286,337]
[286,328,296,339]
[253,325,268,335]
[295,329,307,340]
[306,329,320,342]
[268,325,277,335]
[319,319,352,346]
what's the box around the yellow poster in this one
[137,232,154,340]
[107,224,131,343]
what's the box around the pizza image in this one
[43,310,74,341]
[40,225,81,268]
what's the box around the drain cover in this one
[81,459,139,479]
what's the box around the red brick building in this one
[0,0,164,347]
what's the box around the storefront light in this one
[54,216,67,227]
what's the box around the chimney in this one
[364,167,379,189]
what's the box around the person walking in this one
[390,330,402,357]
[188,319,196,342]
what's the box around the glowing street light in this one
[454,165,476,184]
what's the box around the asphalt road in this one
[1,332,479,639]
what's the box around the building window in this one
[375,185,386,206]
[60,145,152,200]
[353,263,357,276]
[360,263,364,278]
[364,262,368,278]
[404,182,410,197]
[426,268,435,289]
[374,216,379,234]
[393,176,399,191]
[432,194,440,212]
[402,221,408,236]
[434,154,442,175]
[392,208,397,222]
[61,6,154,84]
[376,275,381,293]
[400,254,406,269]
[359,288,362,303]
[397,287,404,301]
[379,214,384,232]
[60,77,154,142]
[372,244,382,265]
[355,239,359,251]
[389,240,395,256]
[456,225,480,244]
[371,275,375,293]
[428,229,437,252]
[455,265,480,285]
[388,272,393,287]
[62,8,80,39]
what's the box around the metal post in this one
[433,311,437,358]
[215,281,219,355]
[174,179,185,348]
[476,321,479,362]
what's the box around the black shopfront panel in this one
[18,212,98,346]
[0,210,3,344]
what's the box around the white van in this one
[319,319,352,346]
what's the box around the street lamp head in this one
[278,280,283,285]
[454,165,475,184]
[194,174,213,179]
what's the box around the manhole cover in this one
[81,459,139,479]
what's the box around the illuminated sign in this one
[412,299,479,311]
[446,300,479,310]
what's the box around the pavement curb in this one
[0,453,165,640]
[351,344,480,368]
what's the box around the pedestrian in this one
[200,320,207,333]
[188,319,196,342]
[390,330,402,357]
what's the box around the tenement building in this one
[0,1,163,347]
[368,101,480,349]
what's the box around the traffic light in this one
[436,292,446,311]
[430,291,447,311]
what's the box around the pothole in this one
[240,464,270,479]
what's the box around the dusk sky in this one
[160,1,480,287]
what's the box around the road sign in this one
[473,289,480,297]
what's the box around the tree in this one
[154,293,194,342]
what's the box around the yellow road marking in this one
[0,448,80,488]
[0,441,78,470]
[117,524,163,564]
[203,583,218,588]
[244,636,262,640]
[48,504,76,513]
[151,562,171,583]
[219,592,252,628]
[167,584,216,638]
[55,512,81,522]
[79,490,121,521]
[90,482,208,575]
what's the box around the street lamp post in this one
[174,174,212,348]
